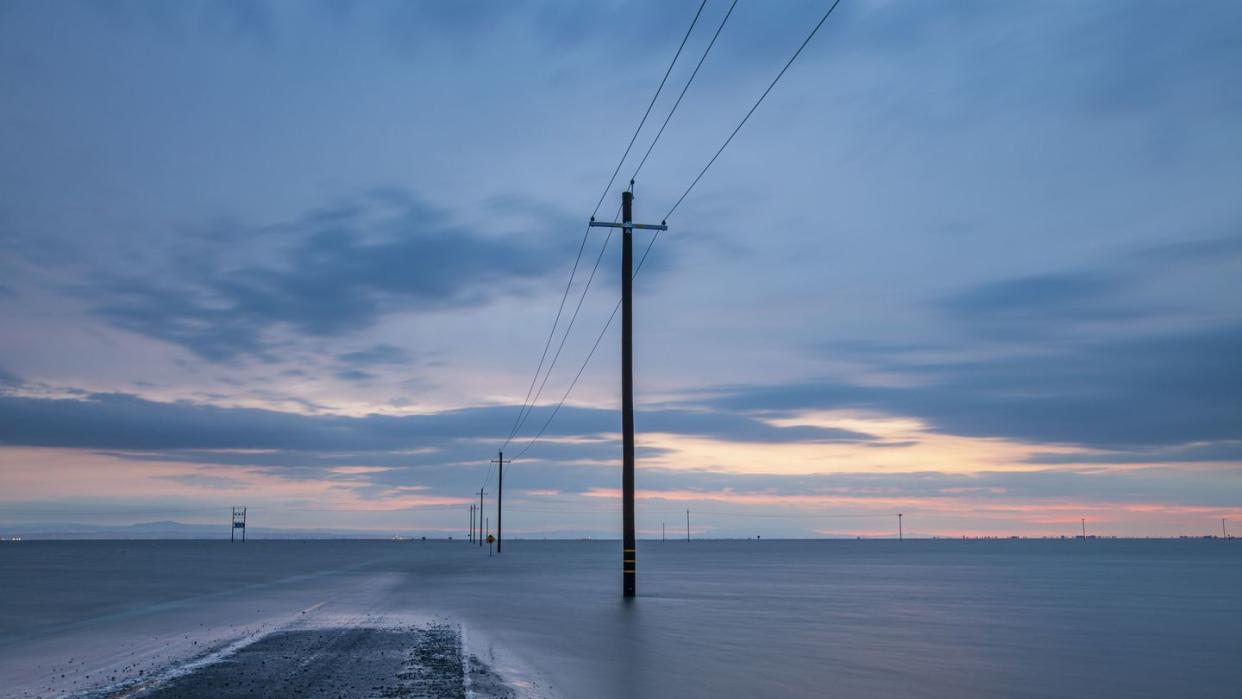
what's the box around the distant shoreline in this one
[2,535,1235,542]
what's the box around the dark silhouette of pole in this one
[662,522,666,542]
[588,185,666,598]
[1081,518,1086,538]
[686,508,690,542]
[898,513,903,541]
[620,189,636,597]
[478,489,486,547]
[491,452,509,553]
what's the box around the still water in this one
[1,539,1239,697]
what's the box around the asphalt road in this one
[108,620,512,699]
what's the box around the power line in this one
[510,0,844,462]
[591,0,709,216]
[479,456,496,498]
[510,229,662,460]
[509,231,612,441]
[664,0,844,221]
[508,210,618,442]
[630,0,739,182]
[503,231,590,446]
[507,195,666,462]
[501,0,708,453]
[513,299,619,460]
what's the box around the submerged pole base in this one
[623,548,636,597]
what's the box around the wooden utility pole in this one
[898,513,903,541]
[478,489,486,547]
[491,451,510,553]
[589,184,667,598]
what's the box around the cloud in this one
[88,191,575,361]
[577,464,1242,511]
[337,343,413,367]
[1025,441,1242,465]
[0,390,862,453]
[334,369,375,383]
[939,271,1132,324]
[1129,232,1242,265]
[0,391,506,452]
[706,322,1242,450]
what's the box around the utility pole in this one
[478,489,486,547]
[491,451,510,553]
[686,509,690,542]
[898,513,903,541]
[662,522,665,542]
[1081,518,1087,538]
[589,183,667,599]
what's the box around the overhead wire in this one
[513,298,620,460]
[509,209,668,460]
[664,0,844,221]
[590,0,709,216]
[499,0,709,460]
[503,232,590,446]
[630,0,739,182]
[510,0,846,477]
[507,208,619,442]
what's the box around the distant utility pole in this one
[231,506,246,542]
[898,513,903,541]
[686,509,691,542]
[491,451,510,553]
[662,522,666,542]
[1081,518,1087,538]
[478,489,486,548]
[589,183,667,599]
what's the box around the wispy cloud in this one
[85,191,574,361]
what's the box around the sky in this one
[1,0,1240,538]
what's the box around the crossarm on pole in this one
[588,221,668,231]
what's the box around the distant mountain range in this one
[0,520,440,540]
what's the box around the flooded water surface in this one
[1,539,1239,697]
